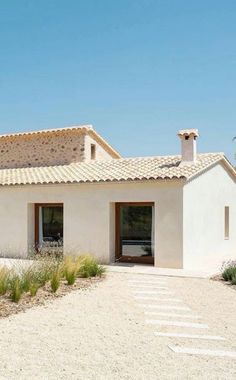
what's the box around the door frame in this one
[115,202,154,265]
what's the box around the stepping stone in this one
[133,291,173,295]
[146,319,208,329]
[145,311,201,319]
[155,332,225,341]
[130,285,168,290]
[169,346,236,358]
[134,296,182,303]
[128,280,167,285]
[138,304,191,311]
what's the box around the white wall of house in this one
[84,134,116,161]
[183,162,236,271]
[0,180,184,268]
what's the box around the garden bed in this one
[0,255,105,318]
[0,276,102,318]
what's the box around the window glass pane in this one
[39,206,63,247]
[120,205,153,257]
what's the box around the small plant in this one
[62,257,77,285]
[33,258,59,287]
[21,268,33,292]
[50,270,60,293]
[65,267,76,285]
[10,276,23,303]
[78,256,105,278]
[222,267,235,281]
[231,274,236,286]
[0,267,10,295]
[29,282,40,297]
[222,261,236,285]
[96,265,106,277]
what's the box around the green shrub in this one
[33,259,60,287]
[29,282,40,297]
[222,260,236,285]
[21,261,56,291]
[65,267,76,285]
[222,267,233,281]
[50,270,60,293]
[10,277,23,303]
[96,265,106,277]
[222,266,236,282]
[62,257,77,285]
[21,268,33,292]
[61,256,72,275]
[0,268,10,295]
[34,269,49,287]
[231,274,236,286]
[78,256,105,278]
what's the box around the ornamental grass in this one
[0,254,105,303]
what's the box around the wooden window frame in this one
[34,203,63,248]
[115,202,154,265]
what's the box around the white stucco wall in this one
[84,135,116,161]
[0,181,183,268]
[183,163,236,272]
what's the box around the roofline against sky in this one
[0,124,121,160]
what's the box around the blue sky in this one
[0,0,236,161]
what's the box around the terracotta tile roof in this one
[0,153,232,186]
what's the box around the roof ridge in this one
[89,152,224,162]
[0,124,93,139]
[0,152,225,171]
[0,152,233,186]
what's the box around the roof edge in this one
[0,177,186,188]
[0,124,94,139]
[220,156,236,181]
[87,129,121,159]
[186,154,236,182]
[0,124,121,159]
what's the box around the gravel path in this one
[0,272,236,380]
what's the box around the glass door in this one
[116,203,154,264]
[35,204,63,254]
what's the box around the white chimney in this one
[178,129,199,165]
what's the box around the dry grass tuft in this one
[0,254,105,304]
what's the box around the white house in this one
[0,125,235,272]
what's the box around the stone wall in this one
[0,131,85,169]
[0,127,119,169]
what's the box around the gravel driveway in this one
[0,272,236,380]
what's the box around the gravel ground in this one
[0,272,235,380]
[0,277,101,318]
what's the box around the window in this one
[224,206,229,239]
[35,204,63,251]
[91,144,96,160]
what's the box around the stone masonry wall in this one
[0,131,86,169]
